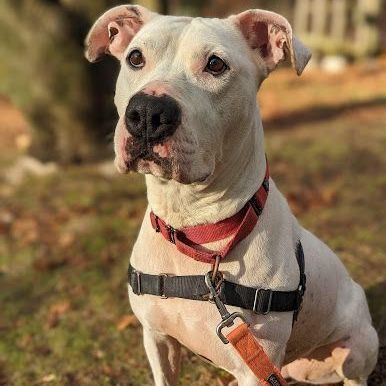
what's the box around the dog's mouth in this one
[116,131,213,185]
[122,137,174,177]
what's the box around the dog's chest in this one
[127,208,303,359]
[128,207,352,360]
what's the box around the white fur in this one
[86,6,379,385]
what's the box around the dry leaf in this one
[11,218,39,245]
[93,349,105,359]
[33,256,68,272]
[102,365,113,376]
[116,314,140,331]
[41,374,56,383]
[46,301,70,328]
[59,232,75,248]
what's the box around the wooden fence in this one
[294,0,383,57]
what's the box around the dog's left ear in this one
[229,9,311,76]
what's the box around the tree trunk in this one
[0,0,122,164]
[159,0,170,14]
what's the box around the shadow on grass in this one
[265,97,386,129]
[367,281,386,345]
[368,346,386,386]
[367,281,386,386]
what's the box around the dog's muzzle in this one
[125,92,181,144]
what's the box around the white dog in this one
[85,5,379,385]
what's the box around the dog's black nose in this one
[125,93,181,142]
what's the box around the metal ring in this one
[211,255,221,281]
[205,270,224,303]
[136,271,141,295]
[160,273,169,299]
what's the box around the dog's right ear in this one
[85,5,156,63]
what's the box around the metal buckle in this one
[293,284,305,323]
[135,271,141,295]
[154,216,160,232]
[216,313,248,344]
[249,196,263,215]
[253,288,273,315]
[298,283,304,296]
[296,283,305,310]
[262,178,270,193]
[299,274,307,294]
[160,273,168,299]
[167,225,176,244]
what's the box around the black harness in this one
[128,241,306,319]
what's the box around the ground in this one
[0,59,385,385]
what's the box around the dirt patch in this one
[259,57,386,128]
[0,97,30,154]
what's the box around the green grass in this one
[0,106,385,385]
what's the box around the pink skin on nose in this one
[142,82,174,97]
[153,142,171,158]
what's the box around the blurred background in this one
[0,1,385,385]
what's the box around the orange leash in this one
[204,272,288,386]
[227,322,288,386]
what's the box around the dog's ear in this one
[85,5,156,62]
[229,9,311,76]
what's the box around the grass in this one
[0,62,385,385]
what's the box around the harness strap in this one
[227,322,288,386]
[225,242,305,385]
[293,240,306,322]
[149,165,269,264]
[128,241,305,315]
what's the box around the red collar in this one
[150,163,270,263]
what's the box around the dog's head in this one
[85,5,311,184]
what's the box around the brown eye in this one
[127,49,145,69]
[205,55,227,75]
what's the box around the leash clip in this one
[205,272,247,344]
[216,313,247,345]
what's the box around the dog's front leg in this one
[143,327,182,386]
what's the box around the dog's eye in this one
[127,50,145,69]
[205,55,227,76]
